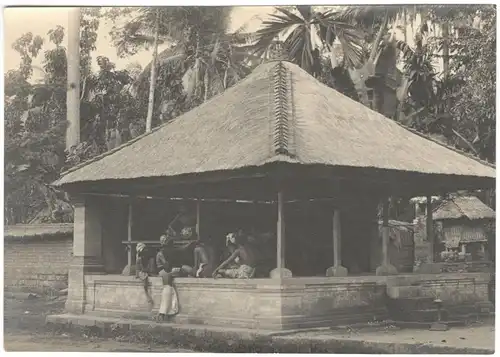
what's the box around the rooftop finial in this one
[267,41,288,62]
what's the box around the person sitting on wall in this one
[212,231,256,279]
[158,235,197,278]
[135,242,155,309]
[193,235,216,278]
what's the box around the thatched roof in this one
[433,196,495,221]
[55,60,495,188]
[4,224,73,240]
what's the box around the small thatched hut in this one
[433,196,495,260]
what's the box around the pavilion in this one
[52,60,495,330]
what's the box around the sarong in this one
[159,285,179,316]
[223,264,255,279]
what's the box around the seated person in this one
[157,234,196,278]
[136,242,156,276]
[135,243,155,308]
[220,233,241,269]
[193,236,216,278]
[213,231,256,279]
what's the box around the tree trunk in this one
[403,7,407,43]
[66,7,81,151]
[442,23,450,79]
[145,9,160,133]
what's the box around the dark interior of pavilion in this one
[117,197,384,278]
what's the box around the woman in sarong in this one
[213,232,256,279]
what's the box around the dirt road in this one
[3,293,190,352]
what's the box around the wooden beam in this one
[195,199,201,238]
[426,195,434,262]
[382,199,390,266]
[276,191,285,275]
[333,209,342,267]
[127,201,133,275]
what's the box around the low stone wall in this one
[4,236,72,290]
[83,275,388,330]
[417,261,493,274]
[79,273,491,331]
[386,272,491,308]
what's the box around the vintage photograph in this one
[3,4,496,353]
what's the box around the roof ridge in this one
[451,198,468,219]
[272,61,291,156]
[56,64,274,182]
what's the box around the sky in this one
[3,6,442,81]
[3,6,272,80]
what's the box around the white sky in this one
[3,6,272,79]
[3,6,443,81]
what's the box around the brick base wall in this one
[4,236,72,289]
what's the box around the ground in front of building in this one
[3,289,495,353]
[3,291,191,352]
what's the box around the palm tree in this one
[145,9,160,132]
[131,7,255,124]
[251,6,365,77]
[67,7,81,149]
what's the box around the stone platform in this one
[63,272,491,331]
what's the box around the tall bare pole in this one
[145,9,160,133]
[66,7,81,150]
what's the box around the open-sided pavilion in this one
[52,60,495,330]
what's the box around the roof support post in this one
[376,197,398,276]
[326,208,348,277]
[270,190,292,278]
[426,194,434,262]
[195,199,201,239]
[126,200,133,275]
[66,194,105,314]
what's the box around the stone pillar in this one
[426,195,434,262]
[376,198,398,276]
[326,209,348,277]
[270,191,292,278]
[65,195,105,314]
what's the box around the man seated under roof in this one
[213,231,256,279]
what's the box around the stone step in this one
[475,301,495,314]
[386,296,436,311]
[446,302,495,320]
[393,308,449,323]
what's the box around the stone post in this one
[65,194,105,314]
[376,198,398,276]
[270,190,292,278]
[326,209,348,277]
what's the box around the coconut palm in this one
[130,7,257,125]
